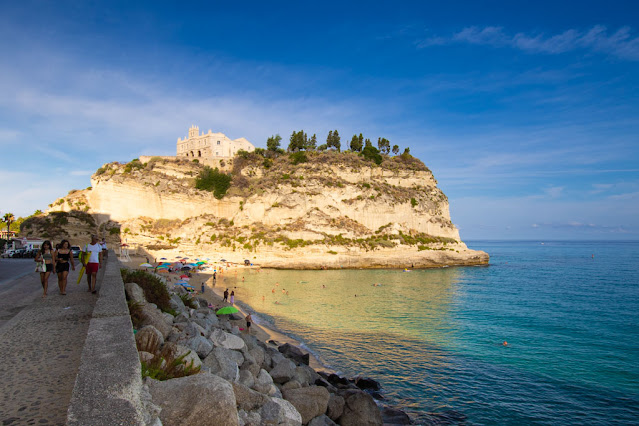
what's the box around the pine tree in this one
[350,134,362,152]
[333,130,341,152]
[392,145,399,155]
[267,134,282,152]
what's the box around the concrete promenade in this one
[0,258,104,425]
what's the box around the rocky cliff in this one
[31,151,488,268]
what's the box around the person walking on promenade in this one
[35,240,55,298]
[100,237,108,259]
[245,313,253,334]
[230,290,235,305]
[83,234,103,294]
[54,239,75,295]
[223,288,229,302]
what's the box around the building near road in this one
[176,125,255,159]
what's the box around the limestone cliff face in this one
[44,152,488,268]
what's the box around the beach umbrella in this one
[179,274,189,278]
[139,263,153,268]
[220,259,227,262]
[181,265,193,270]
[160,257,167,260]
[157,269,170,274]
[216,306,239,315]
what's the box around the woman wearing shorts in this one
[54,240,75,295]
[35,241,55,298]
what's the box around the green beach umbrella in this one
[216,306,239,315]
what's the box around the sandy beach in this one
[127,254,328,372]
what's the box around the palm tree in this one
[3,213,14,240]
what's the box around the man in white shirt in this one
[83,234,103,294]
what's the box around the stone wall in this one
[67,251,153,425]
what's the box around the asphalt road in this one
[0,258,43,329]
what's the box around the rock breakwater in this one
[126,276,412,425]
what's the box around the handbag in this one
[35,259,47,273]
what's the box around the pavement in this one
[0,258,104,425]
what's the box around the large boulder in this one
[140,303,172,338]
[238,409,262,426]
[252,368,274,394]
[326,393,344,421]
[124,282,146,304]
[210,328,246,350]
[381,406,412,425]
[278,343,310,366]
[147,373,238,426]
[162,342,202,372]
[185,335,214,359]
[239,369,256,388]
[231,382,269,412]
[202,347,240,382]
[135,325,164,353]
[282,386,331,425]
[170,293,187,313]
[338,390,383,426]
[353,376,382,392]
[292,366,314,387]
[241,359,261,378]
[261,397,302,426]
[249,346,266,369]
[270,358,296,384]
[308,414,338,426]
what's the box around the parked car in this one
[1,249,16,258]
[10,248,27,258]
[24,248,39,258]
[71,246,82,258]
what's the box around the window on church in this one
[217,141,220,145]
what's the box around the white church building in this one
[176,125,255,159]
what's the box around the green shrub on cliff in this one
[195,166,232,199]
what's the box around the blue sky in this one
[1,1,638,240]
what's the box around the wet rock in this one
[353,376,381,392]
[147,373,238,426]
[338,389,383,426]
[381,406,412,425]
[279,343,310,366]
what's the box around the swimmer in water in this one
[503,341,508,346]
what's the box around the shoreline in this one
[158,264,333,373]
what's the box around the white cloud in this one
[416,25,639,61]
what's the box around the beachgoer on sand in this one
[230,290,235,305]
[245,313,252,333]
[223,288,229,302]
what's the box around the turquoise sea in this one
[221,241,639,424]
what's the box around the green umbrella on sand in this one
[216,306,239,315]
